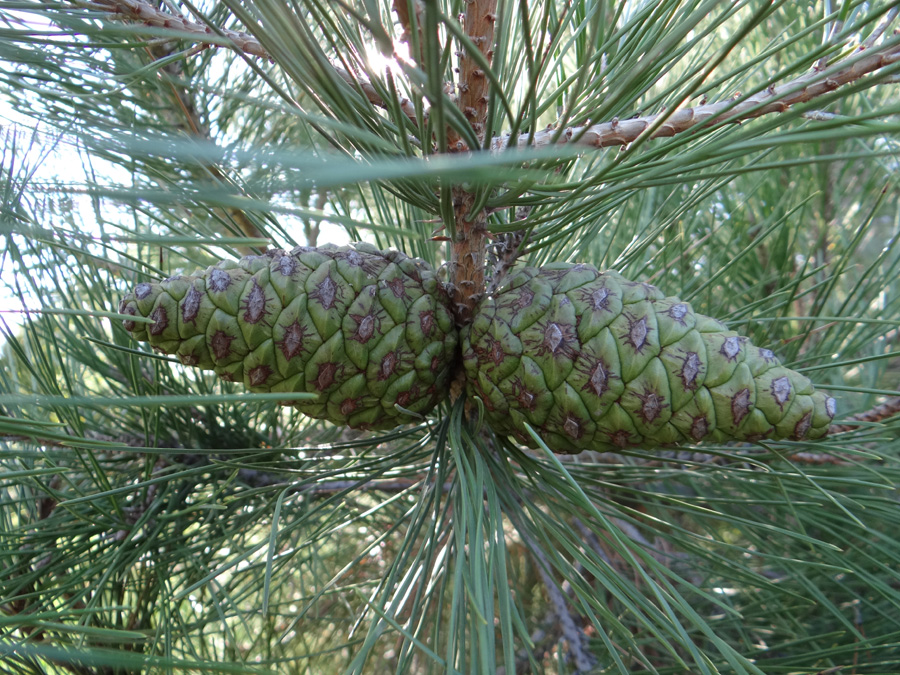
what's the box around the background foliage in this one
[1,0,899,672]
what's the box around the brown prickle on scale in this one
[461,263,836,453]
[119,243,459,430]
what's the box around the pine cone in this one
[462,264,836,453]
[119,244,459,430]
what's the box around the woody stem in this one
[448,0,496,325]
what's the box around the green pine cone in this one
[119,243,458,430]
[462,264,836,453]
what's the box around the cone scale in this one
[121,249,835,450]
[119,244,459,430]
[461,263,836,453]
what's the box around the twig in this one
[801,110,839,121]
[785,451,853,466]
[114,457,165,541]
[447,187,488,326]
[511,618,562,675]
[88,0,490,325]
[815,17,844,72]
[87,0,269,56]
[93,0,900,161]
[860,7,899,51]
[830,396,900,433]
[571,518,613,567]
[392,0,425,66]
[89,0,421,123]
[299,478,454,493]
[523,534,597,674]
[0,429,869,471]
[303,191,327,247]
[446,0,495,153]
[447,0,497,325]
[80,0,267,248]
[574,445,862,468]
[492,37,900,151]
[485,228,527,296]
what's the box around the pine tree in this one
[1,1,899,672]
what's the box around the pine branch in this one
[445,1,495,153]
[485,210,529,296]
[93,1,900,155]
[6,4,900,672]
[830,395,900,433]
[0,426,877,472]
[392,0,425,67]
[520,531,597,674]
[79,0,267,248]
[492,37,900,151]
[861,6,899,51]
[82,0,900,320]
[444,0,497,324]
[87,0,421,122]
[83,0,491,323]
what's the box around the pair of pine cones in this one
[119,243,835,452]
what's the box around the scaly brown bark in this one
[447,0,496,325]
